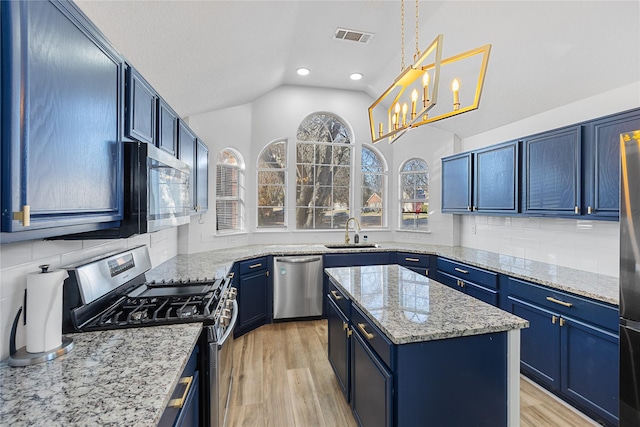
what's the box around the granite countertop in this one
[0,323,202,426]
[325,264,529,345]
[147,243,619,305]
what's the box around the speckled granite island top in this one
[325,264,529,345]
[147,243,618,305]
[0,323,202,426]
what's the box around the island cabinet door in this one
[327,296,350,401]
[560,316,619,425]
[508,297,561,389]
[350,330,393,427]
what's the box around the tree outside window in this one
[216,149,244,233]
[296,113,352,229]
[257,140,286,228]
[361,145,386,228]
[400,158,429,231]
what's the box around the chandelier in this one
[369,0,491,144]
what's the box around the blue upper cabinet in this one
[522,126,582,216]
[195,139,209,213]
[583,109,640,220]
[157,97,179,156]
[178,120,197,213]
[125,65,157,144]
[1,0,124,240]
[441,152,472,213]
[474,140,519,214]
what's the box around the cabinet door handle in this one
[552,315,558,324]
[574,206,579,214]
[546,297,573,308]
[168,376,194,408]
[13,205,31,227]
[331,290,343,300]
[249,263,263,269]
[587,206,593,214]
[473,206,478,212]
[228,272,235,278]
[467,206,472,211]
[266,271,269,277]
[346,327,352,338]
[342,322,348,330]
[357,323,374,340]
[405,257,420,262]
[454,267,468,274]
[559,318,566,327]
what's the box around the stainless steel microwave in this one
[120,142,191,236]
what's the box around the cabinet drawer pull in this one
[168,376,194,409]
[405,257,420,262]
[357,323,374,340]
[454,267,468,274]
[249,263,263,269]
[331,290,343,300]
[546,297,573,308]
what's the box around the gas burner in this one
[130,310,148,322]
[178,305,198,318]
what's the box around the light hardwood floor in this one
[227,320,599,427]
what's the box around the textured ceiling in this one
[75,0,640,138]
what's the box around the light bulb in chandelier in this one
[452,78,460,110]
[422,72,430,106]
[411,89,418,119]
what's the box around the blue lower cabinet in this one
[327,296,350,401]
[158,347,200,427]
[561,316,619,426]
[351,329,393,427]
[508,296,561,388]
[234,258,270,337]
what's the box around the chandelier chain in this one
[414,0,420,61]
[400,0,405,71]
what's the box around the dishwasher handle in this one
[274,256,322,264]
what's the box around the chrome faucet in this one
[344,217,361,245]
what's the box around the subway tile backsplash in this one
[460,215,619,277]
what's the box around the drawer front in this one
[351,303,392,369]
[397,252,430,268]
[437,257,498,290]
[328,279,350,317]
[508,277,618,331]
[239,256,268,275]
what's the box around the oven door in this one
[210,299,238,427]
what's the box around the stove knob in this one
[220,309,232,326]
[227,287,238,300]
[225,299,234,309]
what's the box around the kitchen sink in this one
[324,243,379,249]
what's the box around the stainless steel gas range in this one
[62,245,237,427]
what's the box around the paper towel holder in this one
[7,293,74,368]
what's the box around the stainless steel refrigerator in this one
[620,129,640,426]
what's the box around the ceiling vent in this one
[334,28,374,44]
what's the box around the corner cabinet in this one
[522,126,582,216]
[583,109,640,219]
[234,257,270,338]
[1,0,124,241]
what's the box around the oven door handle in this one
[218,300,238,346]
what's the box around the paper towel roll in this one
[26,266,69,354]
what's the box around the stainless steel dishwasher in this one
[273,256,323,319]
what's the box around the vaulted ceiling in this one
[75,0,640,139]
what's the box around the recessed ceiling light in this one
[350,73,363,81]
[297,68,310,76]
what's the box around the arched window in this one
[361,145,386,228]
[399,158,429,231]
[216,148,244,233]
[295,113,352,229]
[257,140,287,228]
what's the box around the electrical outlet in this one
[471,225,477,235]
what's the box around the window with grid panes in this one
[361,145,386,228]
[295,113,352,229]
[400,158,429,231]
[257,140,286,228]
[216,149,244,233]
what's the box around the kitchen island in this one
[325,264,529,427]
[0,323,201,426]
